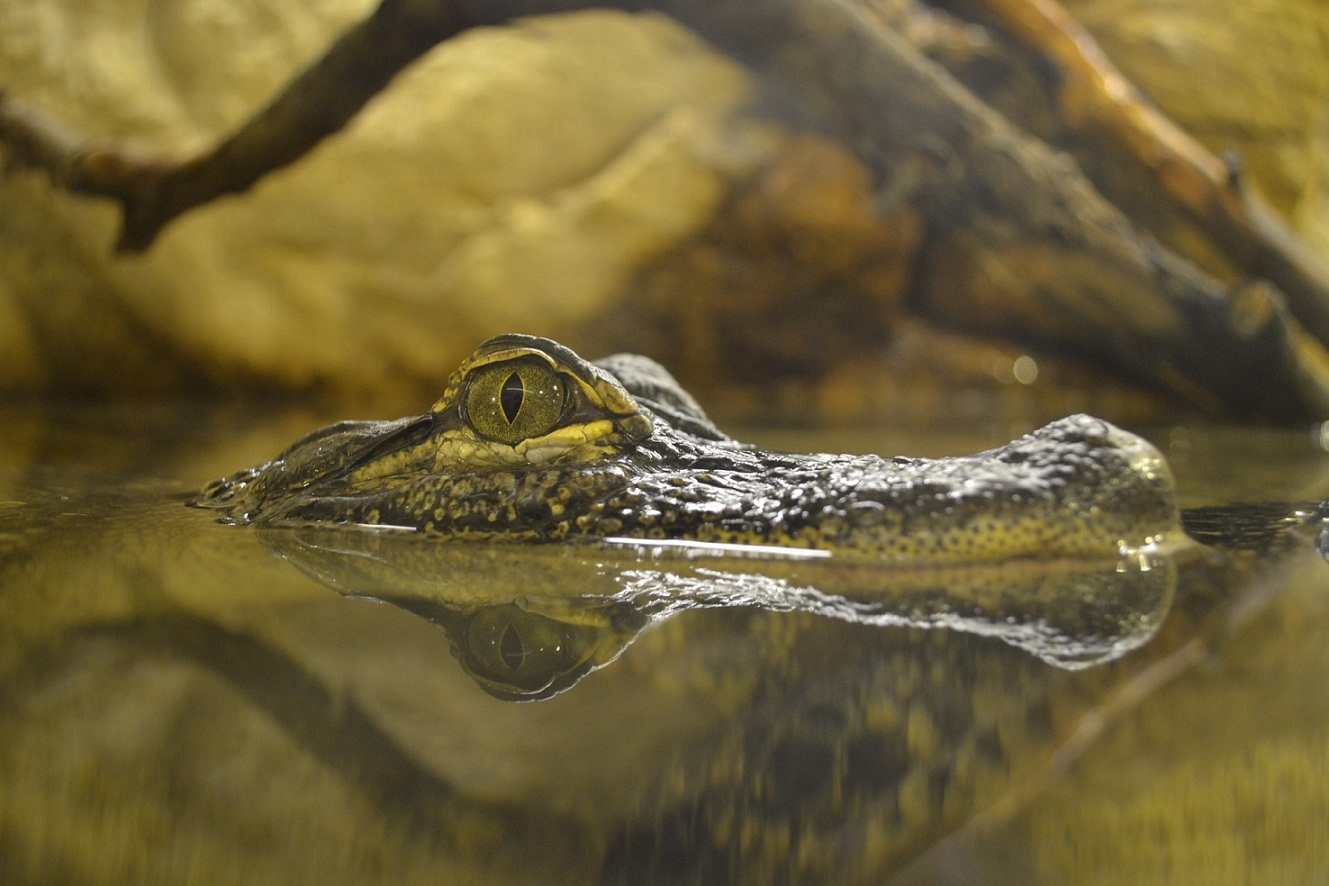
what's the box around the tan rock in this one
[0,5,754,393]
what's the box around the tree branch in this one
[964,0,1329,348]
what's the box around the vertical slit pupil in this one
[500,623,525,672]
[500,371,525,424]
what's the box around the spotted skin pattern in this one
[197,334,1179,565]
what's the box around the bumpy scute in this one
[195,334,1180,563]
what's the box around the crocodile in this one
[179,335,1329,882]
[195,333,1181,565]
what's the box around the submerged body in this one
[197,334,1179,562]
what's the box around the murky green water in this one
[1,402,1327,884]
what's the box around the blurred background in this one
[1,0,1326,427]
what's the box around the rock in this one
[0,6,754,394]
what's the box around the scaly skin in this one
[196,334,1180,563]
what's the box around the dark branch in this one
[962,0,1329,348]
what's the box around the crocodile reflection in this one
[181,334,1326,879]
[262,527,1175,700]
[197,334,1181,566]
[245,511,1322,882]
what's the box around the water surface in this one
[1,402,1326,884]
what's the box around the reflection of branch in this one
[889,635,1208,885]
[970,0,1329,346]
[890,539,1296,885]
[0,611,581,848]
[137,615,464,828]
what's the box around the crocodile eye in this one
[465,361,567,444]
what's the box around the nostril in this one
[189,468,258,508]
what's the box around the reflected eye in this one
[448,601,645,702]
[464,361,567,445]
[465,606,578,694]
